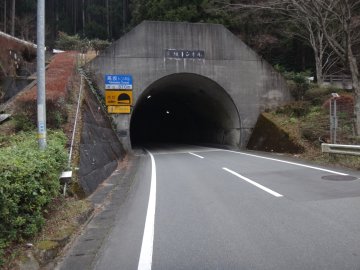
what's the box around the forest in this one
[1,0,360,134]
[0,0,324,71]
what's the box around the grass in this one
[269,87,360,171]
[1,197,92,269]
[0,52,92,268]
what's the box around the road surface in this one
[59,145,360,270]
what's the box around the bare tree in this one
[106,0,110,38]
[220,0,338,84]
[279,0,360,134]
[285,5,338,84]
[82,0,86,34]
[312,0,360,135]
[223,0,360,135]
[16,15,35,41]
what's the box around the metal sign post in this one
[330,93,339,144]
[105,74,133,114]
[37,0,46,149]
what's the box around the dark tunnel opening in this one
[130,73,241,147]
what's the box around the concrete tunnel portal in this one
[130,73,241,146]
[89,21,291,151]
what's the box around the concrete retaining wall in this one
[78,86,125,195]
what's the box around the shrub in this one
[0,131,67,261]
[304,86,336,105]
[14,97,68,130]
[275,101,310,117]
[90,39,111,55]
[13,113,36,132]
[55,32,89,52]
[287,79,310,101]
[275,67,312,100]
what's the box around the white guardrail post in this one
[321,143,360,156]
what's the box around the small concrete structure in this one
[0,114,11,123]
[89,21,291,151]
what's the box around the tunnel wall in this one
[88,21,291,150]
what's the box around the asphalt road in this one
[59,145,360,270]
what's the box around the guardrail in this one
[321,143,360,156]
[323,74,352,83]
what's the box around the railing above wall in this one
[323,74,351,82]
[322,75,352,90]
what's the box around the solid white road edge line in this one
[223,167,283,198]
[222,149,348,176]
[188,152,205,159]
[138,150,157,270]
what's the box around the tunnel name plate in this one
[107,105,131,114]
[165,49,204,59]
[105,90,133,106]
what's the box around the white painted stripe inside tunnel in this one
[138,150,157,270]
[223,167,283,198]
[188,152,205,159]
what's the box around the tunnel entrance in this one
[130,73,241,147]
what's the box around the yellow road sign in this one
[107,105,131,114]
[105,90,133,106]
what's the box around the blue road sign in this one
[105,74,133,89]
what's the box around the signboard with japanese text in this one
[165,49,205,59]
[105,74,133,89]
[105,90,133,106]
[108,105,131,114]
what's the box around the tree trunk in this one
[82,0,85,34]
[47,0,56,51]
[348,48,360,135]
[106,0,110,39]
[123,0,128,33]
[74,0,77,34]
[315,55,324,85]
[11,0,15,36]
[3,0,6,33]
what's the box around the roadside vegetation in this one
[266,70,360,170]
[55,32,111,55]
[0,131,67,266]
[0,51,94,268]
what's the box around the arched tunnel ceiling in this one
[130,73,241,146]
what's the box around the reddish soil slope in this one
[19,51,77,102]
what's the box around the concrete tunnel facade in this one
[88,21,291,151]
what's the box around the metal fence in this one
[326,94,357,145]
[322,75,352,90]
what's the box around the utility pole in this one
[37,0,46,149]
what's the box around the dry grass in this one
[36,197,91,242]
[1,197,92,269]
[269,97,360,171]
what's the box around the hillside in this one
[249,85,360,170]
